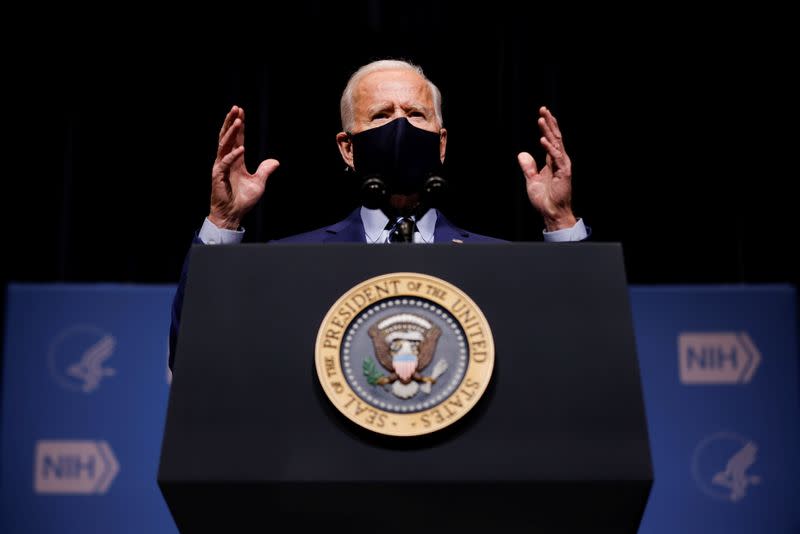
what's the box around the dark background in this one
[3,4,797,289]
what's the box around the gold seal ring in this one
[315,272,494,437]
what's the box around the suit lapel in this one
[322,208,365,243]
[434,212,471,243]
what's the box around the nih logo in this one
[34,440,119,495]
[678,332,761,385]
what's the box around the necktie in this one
[388,217,416,243]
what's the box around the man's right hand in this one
[208,105,280,230]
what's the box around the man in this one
[169,59,588,370]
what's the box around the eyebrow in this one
[403,103,430,114]
[367,102,394,116]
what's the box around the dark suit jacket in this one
[168,208,503,371]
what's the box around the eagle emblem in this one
[712,441,761,501]
[364,313,448,399]
[316,273,495,436]
[66,334,116,393]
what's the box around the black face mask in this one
[350,117,443,196]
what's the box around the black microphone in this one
[421,174,448,208]
[360,175,388,209]
[360,172,449,223]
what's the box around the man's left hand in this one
[517,106,577,232]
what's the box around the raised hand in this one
[517,106,576,231]
[208,105,280,229]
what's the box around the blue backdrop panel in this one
[2,283,799,533]
[632,285,799,534]
[1,284,177,534]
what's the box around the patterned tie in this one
[388,217,416,243]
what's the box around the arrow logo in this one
[678,332,762,385]
[34,440,120,495]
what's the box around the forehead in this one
[354,69,433,108]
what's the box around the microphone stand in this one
[360,173,449,243]
[392,217,415,243]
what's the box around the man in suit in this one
[169,59,588,370]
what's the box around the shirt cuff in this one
[198,217,245,245]
[542,218,588,242]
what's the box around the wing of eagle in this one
[368,325,394,372]
[726,442,757,477]
[417,326,442,371]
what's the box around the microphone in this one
[360,175,388,209]
[421,174,448,208]
[359,173,449,215]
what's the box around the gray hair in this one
[340,59,443,132]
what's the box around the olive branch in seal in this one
[362,358,384,386]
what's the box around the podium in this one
[158,242,652,533]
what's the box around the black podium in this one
[158,242,652,533]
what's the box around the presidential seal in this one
[315,273,494,437]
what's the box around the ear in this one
[439,128,448,163]
[336,131,354,169]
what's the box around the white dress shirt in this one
[360,206,437,244]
